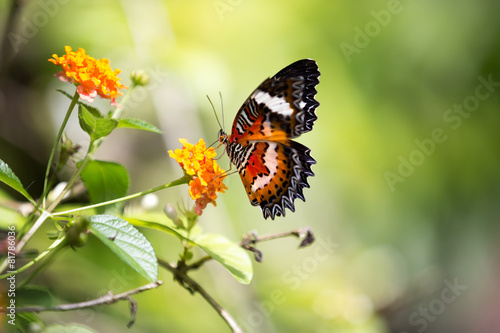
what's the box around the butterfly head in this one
[218,129,229,146]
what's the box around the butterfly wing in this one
[237,140,315,219]
[229,59,320,143]
[226,59,320,219]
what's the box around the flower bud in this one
[130,70,149,87]
[66,216,89,248]
[164,203,183,228]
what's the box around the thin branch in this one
[157,258,242,333]
[240,226,315,262]
[12,281,162,327]
[186,255,212,271]
[243,226,314,244]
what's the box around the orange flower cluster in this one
[49,46,127,106]
[169,138,227,215]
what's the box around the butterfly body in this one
[219,59,320,219]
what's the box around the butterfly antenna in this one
[207,95,223,131]
[219,91,225,132]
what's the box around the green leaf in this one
[78,105,118,141]
[56,89,74,100]
[88,215,158,282]
[17,312,44,332]
[127,212,202,243]
[44,324,97,333]
[117,118,162,134]
[194,233,253,284]
[126,214,253,284]
[0,158,34,204]
[80,160,129,214]
[17,285,55,307]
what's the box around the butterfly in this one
[218,59,320,220]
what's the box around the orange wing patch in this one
[236,115,289,144]
[239,140,315,219]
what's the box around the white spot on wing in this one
[251,143,279,192]
[252,90,294,117]
[262,120,272,136]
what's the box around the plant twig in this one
[11,281,162,327]
[186,255,212,271]
[243,226,314,244]
[157,258,242,333]
[240,226,315,262]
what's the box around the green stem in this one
[53,176,189,216]
[42,89,80,208]
[19,236,67,288]
[46,143,94,212]
[110,82,136,119]
[0,235,67,279]
[14,210,52,256]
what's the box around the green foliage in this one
[17,285,55,307]
[80,160,129,213]
[128,212,200,241]
[195,233,253,284]
[117,118,162,133]
[2,288,54,333]
[88,215,158,282]
[128,213,253,284]
[0,158,35,204]
[78,105,118,142]
[59,90,161,136]
[16,313,45,332]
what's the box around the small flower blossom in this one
[49,46,127,106]
[169,138,227,215]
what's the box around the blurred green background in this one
[1,0,499,332]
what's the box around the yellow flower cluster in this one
[49,46,127,106]
[169,138,227,215]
